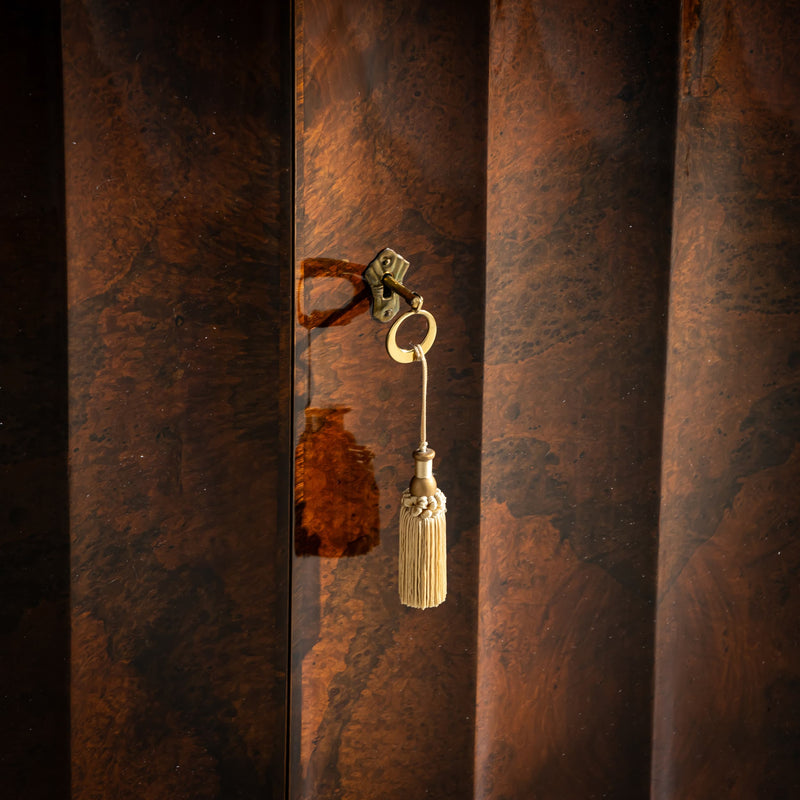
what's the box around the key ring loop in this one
[385,308,437,364]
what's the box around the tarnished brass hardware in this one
[370,254,446,609]
[363,248,423,322]
[385,308,437,363]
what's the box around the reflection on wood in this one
[295,407,380,556]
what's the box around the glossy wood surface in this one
[652,2,800,797]
[62,1,292,797]
[6,2,799,796]
[0,2,70,796]
[292,1,487,797]
[477,0,679,796]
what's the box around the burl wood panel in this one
[477,1,678,797]
[292,1,487,797]
[652,2,800,797]
[0,2,70,796]
[63,1,291,797]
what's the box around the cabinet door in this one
[291,2,487,798]
[62,2,293,797]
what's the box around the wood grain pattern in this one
[652,2,800,797]
[0,2,69,796]
[476,1,679,797]
[63,1,291,796]
[9,2,798,796]
[292,1,487,797]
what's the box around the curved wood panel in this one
[63,2,292,796]
[652,1,800,797]
[292,1,487,797]
[477,1,679,796]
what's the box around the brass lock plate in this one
[363,248,410,323]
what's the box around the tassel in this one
[397,343,447,609]
[398,448,447,608]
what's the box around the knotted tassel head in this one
[399,448,447,609]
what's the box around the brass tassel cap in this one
[409,448,437,497]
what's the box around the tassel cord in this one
[412,343,428,452]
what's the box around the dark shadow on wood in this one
[294,260,380,557]
[297,257,370,334]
